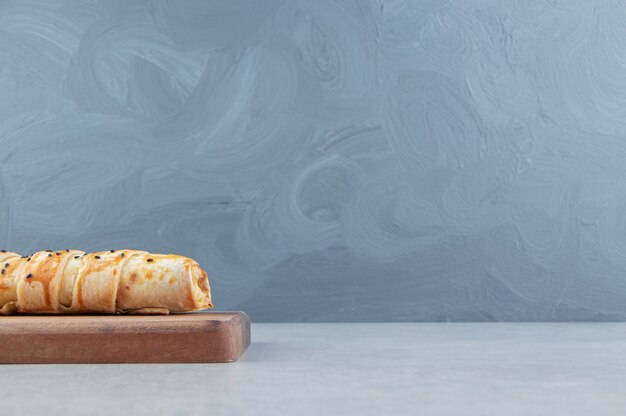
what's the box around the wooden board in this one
[0,311,250,364]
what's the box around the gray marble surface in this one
[7,0,626,322]
[2,323,626,415]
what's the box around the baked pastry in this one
[0,249,212,315]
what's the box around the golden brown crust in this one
[0,252,21,312]
[17,250,77,313]
[71,250,142,313]
[115,252,211,312]
[0,249,212,314]
[125,307,170,315]
[59,250,86,309]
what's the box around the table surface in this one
[3,322,626,415]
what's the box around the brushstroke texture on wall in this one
[0,0,624,321]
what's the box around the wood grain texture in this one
[0,311,250,363]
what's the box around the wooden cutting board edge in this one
[0,311,251,364]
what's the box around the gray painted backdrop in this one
[1,0,625,321]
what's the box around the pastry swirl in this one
[0,250,212,315]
